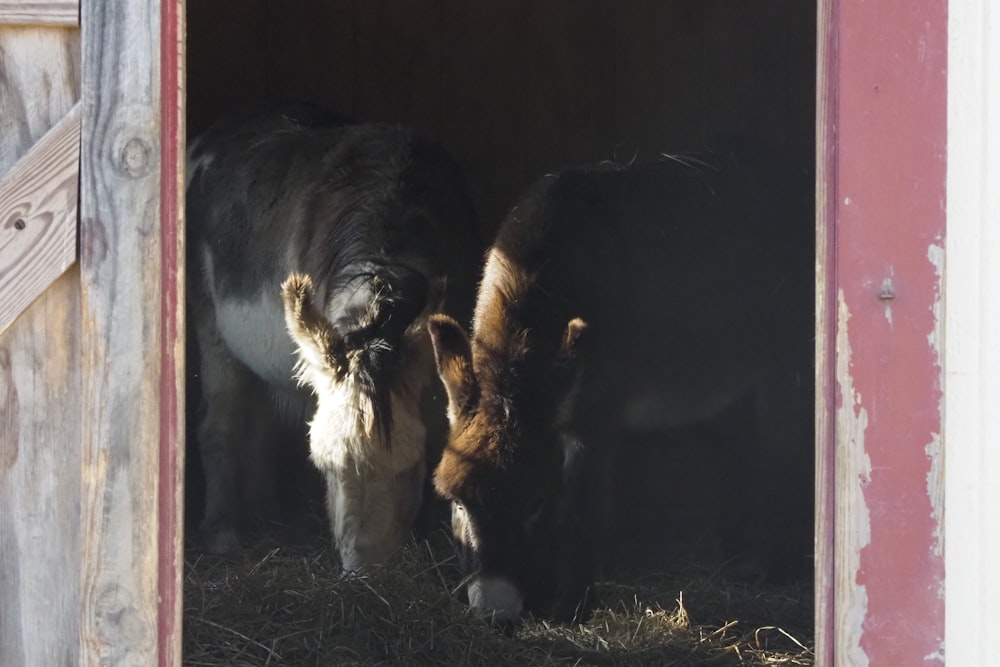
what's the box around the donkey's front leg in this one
[554,427,619,623]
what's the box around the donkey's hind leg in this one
[193,310,260,554]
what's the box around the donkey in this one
[428,144,814,623]
[186,102,481,570]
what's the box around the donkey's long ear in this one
[557,317,587,366]
[427,314,478,423]
[281,273,344,374]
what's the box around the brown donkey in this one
[428,145,814,624]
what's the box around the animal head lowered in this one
[427,312,587,624]
[281,269,430,450]
[282,270,435,571]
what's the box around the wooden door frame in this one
[77,0,184,663]
[156,0,956,663]
[158,0,185,662]
[816,0,947,665]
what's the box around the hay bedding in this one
[183,535,813,666]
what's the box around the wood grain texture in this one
[80,0,163,662]
[0,267,82,667]
[0,25,80,171]
[833,1,947,664]
[0,0,77,26]
[0,102,79,336]
[157,0,184,661]
[0,20,80,666]
[814,2,835,663]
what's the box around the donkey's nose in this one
[468,576,524,625]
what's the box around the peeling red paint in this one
[834,0,946,664]
[158,0,184,663]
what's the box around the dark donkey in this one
[187,103,481,570]
[428,145,813,623]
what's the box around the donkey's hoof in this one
[200,524,242,555]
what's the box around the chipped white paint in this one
[925,243,945,565]
[946,1,1000,664]
[835,289,872,667]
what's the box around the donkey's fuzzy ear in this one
[427,314,478,422]
[558,317,587,363]
[281,273,343,373]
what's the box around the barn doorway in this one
[183,2,817,664]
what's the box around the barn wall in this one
[187,0,815,234]
[0,24,81,667]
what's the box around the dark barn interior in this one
[184,1,817,663]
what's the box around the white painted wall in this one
[946,2,1000,664]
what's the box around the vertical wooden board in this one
[353,0,442,138]
[264,0,354,115]
[185,0,268,135]
[614,0,707,158]
[814,1,835,663]
[158,0,184,661]
[700,0,794,155]
[834,0,947,664]
[0,268,81,667]
[0,25,80,171]
[80,0,163,663]
[522,0,616,178]
[439,0,529,236]
[0,21,80,667]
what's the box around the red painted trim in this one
[834,1,946,664]
[158,0,183,662]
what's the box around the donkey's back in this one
[488,150,811,425]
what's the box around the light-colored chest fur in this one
[204,249,301,393]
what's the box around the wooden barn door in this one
[0,5,83,665]
[0,0,185,663]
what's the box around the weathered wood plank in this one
[0,25,80,171]
[815,2,835,663]
[158,0,185,661]
[80,0,163,662]
[0,21,80,666]
[833,1,947,664]
[0,103,79,336]
[0,0,77,26]
[0,267,81,667]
